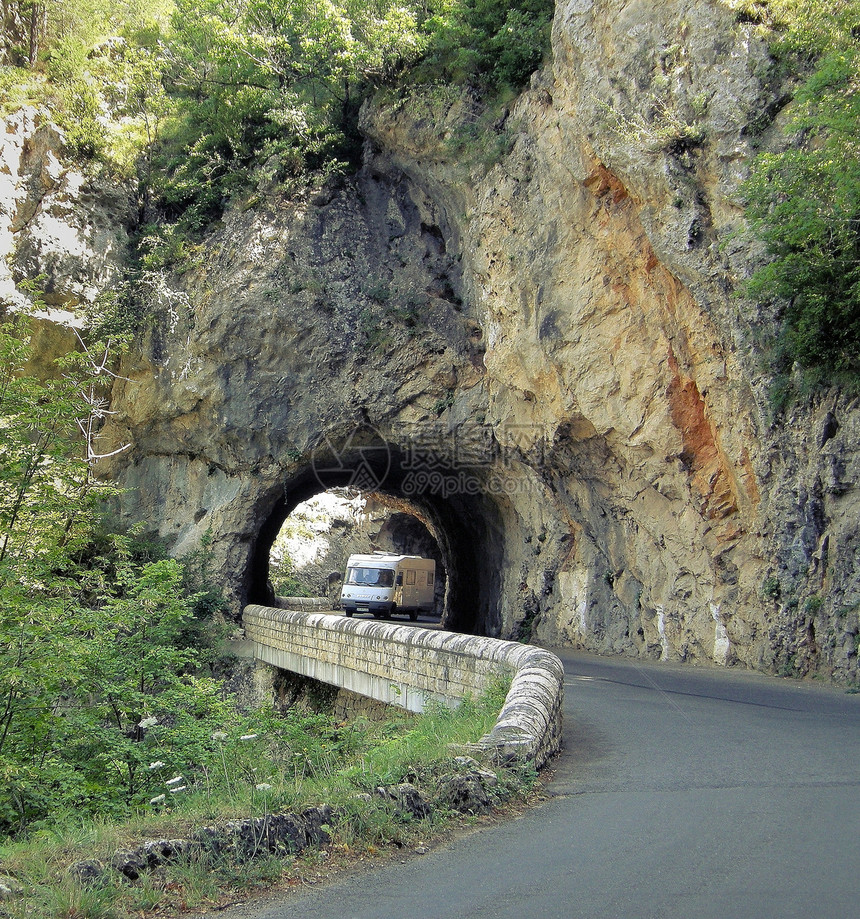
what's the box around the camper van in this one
[340,553,436,621]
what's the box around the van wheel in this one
[409,610,418,622]
[345,610,353,618]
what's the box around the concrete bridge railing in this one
[243,605,564,768]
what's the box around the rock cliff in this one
[4,0,859,681]
[1,1,28,66]
[0,105,134,369]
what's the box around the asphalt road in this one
[198,651,860,919]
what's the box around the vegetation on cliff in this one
[734,0,860,395]
[0,0,553,255]
[0,308,230,834]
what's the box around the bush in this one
[741,2,860,393]
[418,0,554,93]
[0,315,229,834]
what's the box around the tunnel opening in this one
[266,489,448,623]
[246,436,508,636]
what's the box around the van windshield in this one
[345,567,395,588]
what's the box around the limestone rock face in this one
[7,0,860,681]
[350,0,859,679]
[0,107,134,311]
[96,165,497,633]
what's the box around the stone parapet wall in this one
[274,596,333,612]
[243,605,564,768]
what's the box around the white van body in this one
[340,553,436,621]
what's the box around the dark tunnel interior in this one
[245,439,507,636]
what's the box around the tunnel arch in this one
[245,437,509,636]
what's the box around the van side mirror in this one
[396,574,403,586]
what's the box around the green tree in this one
[0,310,118,828]
[0,312,227,832]
[419,0,554,91]
[6,0,171,68]
[744,50,860,377]
[741,1,860,388]
[152,0,426,234]
[0,311,104,573]
[59,552,228,811]
[344,0,427,84]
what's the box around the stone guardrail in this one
[274,596,332,612]
[243,605,564,768]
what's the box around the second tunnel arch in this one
[246,436,511,636]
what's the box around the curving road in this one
[199,650,860,919]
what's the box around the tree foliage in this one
[741,0,860,389]
[2,0,554,246]
[0,314,229,833]
[2,0,172,65]
[419,0,554,90]
[149,0,431,234]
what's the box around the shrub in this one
[418,0,554,93]
[741,2,860,394]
